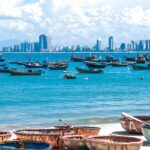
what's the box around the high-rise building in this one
[96,38,101,51]
[33,42,40,52]
[47,36,52,50]
[138,40,146,51]
[130,41,135,50]
[13,45,20,52]
[109,36,113,50]
[146,40,150,51]
[39,34,48,51]
[20,42,32,52]
[120,43,126,51]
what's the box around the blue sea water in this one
[0,52,150,130]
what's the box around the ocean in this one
[0,52,150,130]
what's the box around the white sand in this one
[97,123,149,150]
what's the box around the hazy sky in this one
[0,0,150,47]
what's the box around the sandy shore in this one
[99,123,150,150]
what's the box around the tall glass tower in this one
[109,36,113,50]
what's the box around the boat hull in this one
[76,67,103,74]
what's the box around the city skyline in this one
[1,0,150,47]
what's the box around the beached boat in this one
[85,135,143,150]
[84,61,106,68]
[14,128,73,149]
[10,69,42,75]
[120,113,150,134]
[0,140,51,150]
[76,67,103,74]
[111,62,128,67]
[141,124,150,142]
[62,135,88,150]
[64,73,76,79]
[70,55,84,62]
[0,131,11,142]
[25,62,47,68]
[73,126,100,136]
[131,64,150,70]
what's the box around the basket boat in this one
[73,126,100,136]
[0,140,51,150]
[62,135,89,150]
[14,128,73,149]
[120,115,150,134]
[86,135,143,150]
[0,131,11,142]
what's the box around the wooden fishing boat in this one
[0,67,15,73]
[64,73,76,79]
[0,140,51,150]
[70,55,84,62]
[131,64,150,70]
[0,58,6,62]
[136,55,146,64]
[0,64,6,67]
[76,67,103,74]
[85,56,101,62]
[111,62,128,67]
[62,135,88,150]
[120,113,150,134]
[0,131,11,142]
[125,56,136,61]
[73,126,100,136]
[84,61,106,68]
[14,128,73,149]
[25,62,47,68]
[86,135,143,150]
[10,69,42,75]
[49,64,68,70]
[141,124,150,142]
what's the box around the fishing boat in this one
[0,67,14,73]
[124,56,135,61]
[49,64,68,70]
[84,61,106,68]
[111,62,128,67]
[62,135,88,150]
[76,67,103,73]
[14,128,73,149]
[136,55,146,64]
[0,63,6,67]
[64,73,76,79]
[120,113,150,134]
[0,140,51,150]
[70,55,84,62]
[131,64,150,70]
[0,131,11,142]
[85,135,143,150]
[10,69,42,75]
[25,62,47,68]
[141,124,150,142]
[85,55,101,62]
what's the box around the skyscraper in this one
[46,36,52,50]
[96,38,101,51]
[39,34,48,51]
[109,36,113,51]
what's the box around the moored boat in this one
[111,62,128,67]
[125,56,136,61]
[25,62,47,68]
[10,69,42,75]
[0,67,15,73]
[70,55,84,62]
[131,64,150,70]
[84,61,106,68]
[0,131,11,142]
[64,73,76,79]
[49,64,68,70]
[85,135,143,150]
[76,67,103,74]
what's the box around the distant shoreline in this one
[1,51,150,54]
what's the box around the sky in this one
[0,0,150,47]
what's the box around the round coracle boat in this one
[0,131,11,142]
[86,135,143,150]
[141,124,150,142]
[14,128,73,149]
[62,135,89,150]
[0,140,51,150]
[73,126,100,136]
[120,115,150,134]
